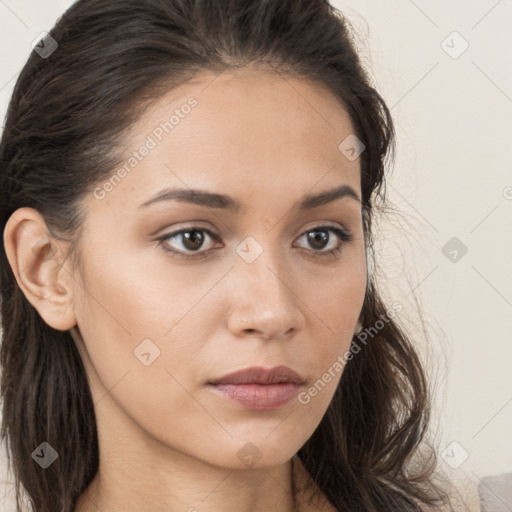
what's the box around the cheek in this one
[72,252,186,399]
[72,248,216,428]
[307,250,366,340]
[73,272,207,452]
[297,254,366,405]
[74,243,204,345]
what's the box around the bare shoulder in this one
[420,470,482,512]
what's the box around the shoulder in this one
[420,470,482,512]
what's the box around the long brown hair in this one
[0,1,451,510]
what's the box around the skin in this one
[4,67,367,512]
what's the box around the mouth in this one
[207,365,306,410]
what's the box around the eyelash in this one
[155,224,353,260]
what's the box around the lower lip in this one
[209,382,302,410]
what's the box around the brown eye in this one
[307,230,329,250]
[295,225,353,257]
[180,230,206,251]
[157,227,221,258]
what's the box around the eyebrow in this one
[138,184,360,212]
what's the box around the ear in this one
[3,207,77,331]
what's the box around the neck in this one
[74,393,298,512]
[75,459,297,512]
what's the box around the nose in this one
[226,252,306,341]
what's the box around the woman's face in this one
[70,68,367,469]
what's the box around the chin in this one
[207,435,304,471]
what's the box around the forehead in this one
[89,68,361,216]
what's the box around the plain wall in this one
[331,0,512,482]
[0,0,511,505]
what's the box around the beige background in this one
[0,0,511,508]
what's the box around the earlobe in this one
[3,207,77,331]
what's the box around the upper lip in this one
[209,365,305,385]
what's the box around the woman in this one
[0,0,455,510]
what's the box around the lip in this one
[209,365,305,386]
[208,365,306,411]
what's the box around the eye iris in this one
[308,230,328,249]
[183,230,204,251]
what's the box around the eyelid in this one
[154,226,221,260]
[293,224,353,254]
[155,222,353,258]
